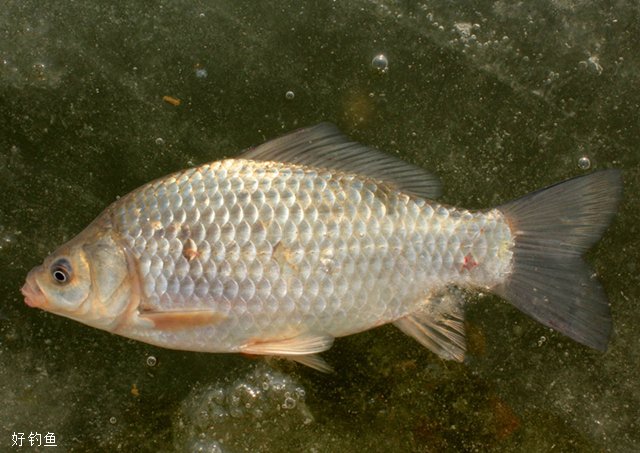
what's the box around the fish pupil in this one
[51,259,71,284]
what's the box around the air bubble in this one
[32,62,46,80]
[229,406,243,418]
[155,138,165,146]
[109,416,117,425]
[195,67,208,78]
[285,90,295,100]
[174,364,313,449]
[0,228,17,251]
[282,396,296,409]
[585,55,603,75]
[146,355,158,367]
[578,156,591,170]
[371,54,389,73]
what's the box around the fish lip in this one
[21,268,46,308]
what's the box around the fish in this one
[21,123,622,371]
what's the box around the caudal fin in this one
[494,170,622,351]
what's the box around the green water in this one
[1,1,638,451]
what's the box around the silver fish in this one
[21,124,622,371]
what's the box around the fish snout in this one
[22,267,47,308]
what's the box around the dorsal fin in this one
[239,123,441,199]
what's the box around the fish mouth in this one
[21,267,47,308]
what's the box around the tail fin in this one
[494,170,622,351]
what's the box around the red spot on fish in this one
[183,248,199,261]
[462,254,478,271]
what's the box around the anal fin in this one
[394,290,466,362]
[287,354,334,373]
[240,334,334,372]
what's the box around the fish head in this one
[22,223,136,331]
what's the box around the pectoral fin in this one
[139,310,226,330]
[240,334,335,372]
[394,290,466,361]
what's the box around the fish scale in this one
[22,123,621,370]
[110,158,512,351]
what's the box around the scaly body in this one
[21,123,621,370]
[112,159,512,352]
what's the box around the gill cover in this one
[26,221,135,331]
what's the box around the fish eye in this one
[50,258,72,285]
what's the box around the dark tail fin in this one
[494,170,622,351]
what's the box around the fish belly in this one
[110,159,513,351]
